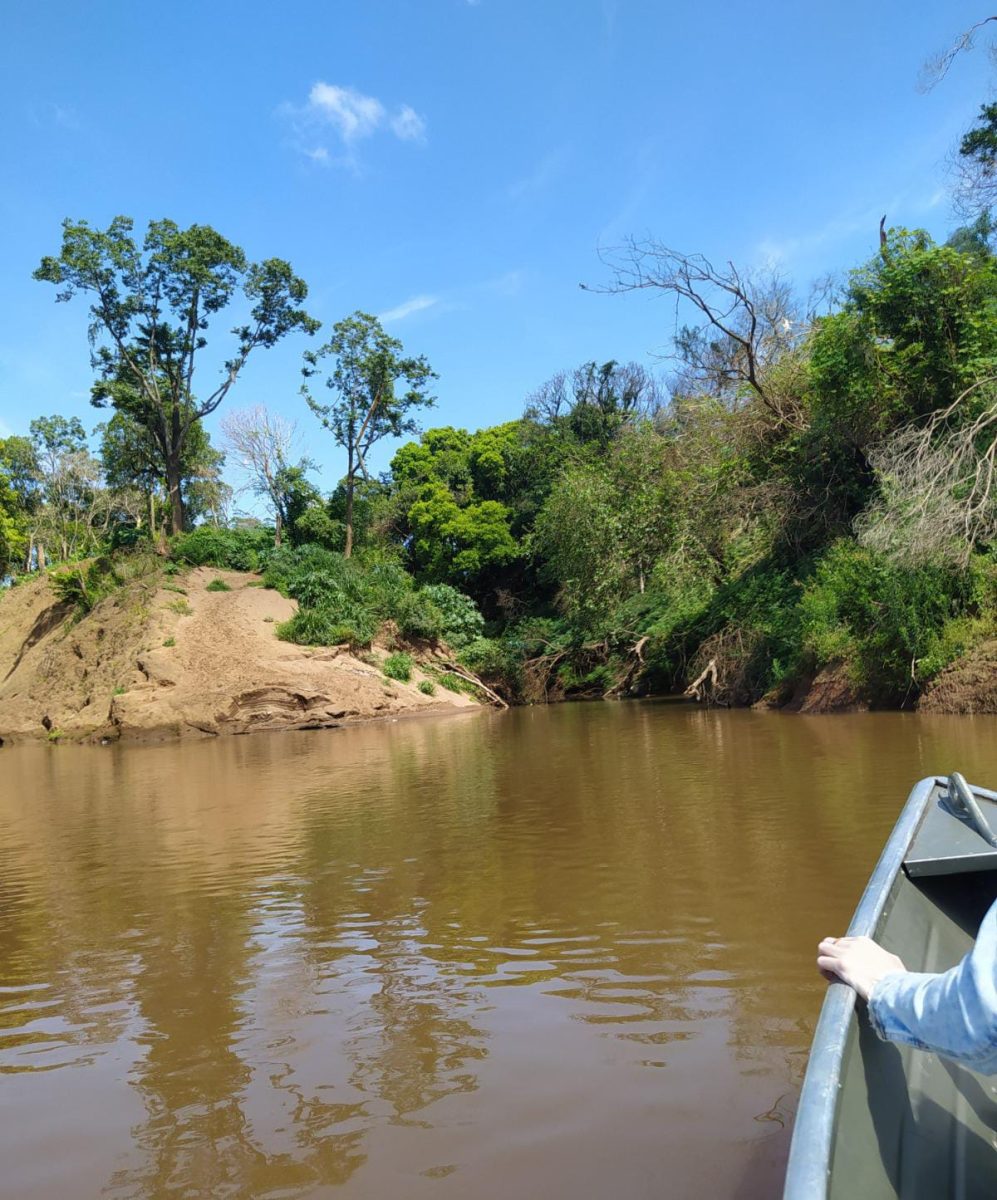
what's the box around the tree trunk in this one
[148,490,156,535]
[25,534,34,573]
[166,452,185,536]
[37,542,46,570]
[344,453,355,559]
[274,510,283,549]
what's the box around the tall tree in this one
[99,409,225,539]
[34,216,318,534]
[302,311,435,557]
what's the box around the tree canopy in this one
[35,216,318,533]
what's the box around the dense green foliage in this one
[261,544,484,651]
[172,526,275,571]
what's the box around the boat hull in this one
[784,777,997,1199]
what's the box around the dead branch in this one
[919,16,997,91]
[585,239,808,429]
[606,635,650,698]
[435,660,509,709]
[684,658,719,703]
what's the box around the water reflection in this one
[1,705,995,1198]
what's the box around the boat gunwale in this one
[781,774,939,1199]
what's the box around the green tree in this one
[34,216,318,535]
[792,228,997,543]
[99,410,225,538]
[531,424,674,629]
[302,311,435,557]
[25,416,113,563]
[0,437,38,576]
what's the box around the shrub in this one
[172,526,273,571]
[800,541,975,704]
[394,591,444,641]
[206,578,231,592]
[460,637,503,674]
[439,671,477,695]
[265,544,443,649]
[107,523,146,552]
[383,652,413,682]
[418,679,435,695]
[419,584,484,647]
[276,606,377,648]
[50,557,121,615]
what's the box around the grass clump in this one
[383,652,413,682]
[166,598,193,616]
[162,637,176,647]
[439,671,477,695]
[418,679,435,695]
[206,578,231,592]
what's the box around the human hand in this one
[816,935,907,1002]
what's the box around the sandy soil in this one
[0,568,477,744]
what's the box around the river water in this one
[1,703,996,1199]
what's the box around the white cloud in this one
[282,82,427,165]
[308,83,385,143]
[391,105,426,142]
[379,294,439,323]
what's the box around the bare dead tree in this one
[524,370,570,424]
[524,360,664,428]
[858,377,997,564]
[221,405,299,546]
[586,240,807,429]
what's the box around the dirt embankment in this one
[769,660,869,714]
[0,568,478,745]
[918,639,997,715]
[771,649,997,715]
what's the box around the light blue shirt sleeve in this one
[867,898,997,1074]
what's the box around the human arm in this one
[817,900,997,1074]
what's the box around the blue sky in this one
[1,1,994,497]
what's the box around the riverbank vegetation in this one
[6,78,997,713]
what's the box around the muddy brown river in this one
[2,703,996,1199]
